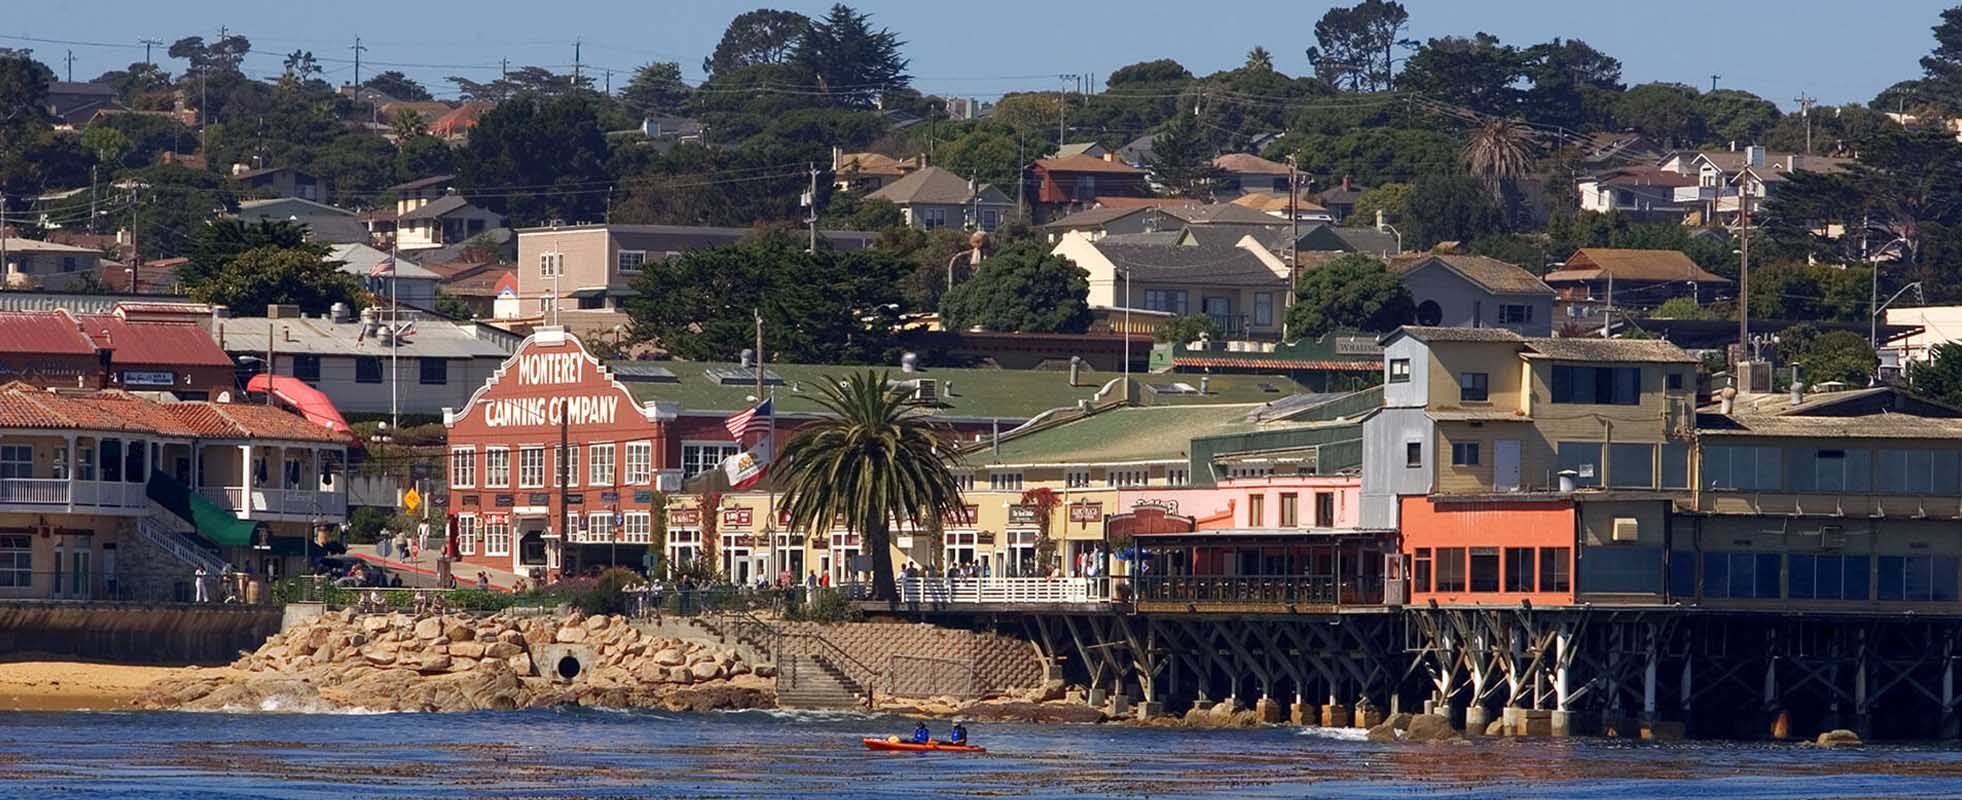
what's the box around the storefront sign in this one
[564,492,584,505]
[494,494,515,507]
[1133,498,1180,513]
[601,491,620,503]
[121,370,176,387]
[977,531,996,545]
[670,508,702,526]
[1007,505,1040,524]
[634,490,654,504]
[1068,502,1103,523]
[480,351,622,429]
[723,508,753,528]
[482,512,510,525]
[942,504,979,526]
[724,534,755,548]
[462,495,480,506]
[528,493,550,505]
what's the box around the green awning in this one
[146,471,262,547]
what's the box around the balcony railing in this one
[199,485,348,518]
[0,478,150,510]
[1209,313,1250,337]
[1132,574,1384,607]
[897,577,1110,605]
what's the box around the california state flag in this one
[722,440,770,490]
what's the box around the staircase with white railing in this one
[134,506,228,576]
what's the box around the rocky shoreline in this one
[135,607,773,714]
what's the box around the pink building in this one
[1117,475,1362,531]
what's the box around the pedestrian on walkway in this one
[477,571,490,591]
[416,519,431,554]
[394,531,411,561]
[193,566,209,603]
[378,528,393,560]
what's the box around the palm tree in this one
[1462,118,1535,215]
[1245,46,1275,72]
[770,371,968,601]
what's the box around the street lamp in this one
[1869,237,1914,352]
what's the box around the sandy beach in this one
[0,659,235,711]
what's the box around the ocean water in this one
[3,708,1962,798]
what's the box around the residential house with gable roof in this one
[1030,155,1150,222]
[1052,229,1291,341]
[1212,153,1295,197]
[867,166,1014,232]
[1381,254,1556,336]
[1542,248,1731,328]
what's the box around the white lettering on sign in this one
[517,352,586,385]
[482,395,620,428]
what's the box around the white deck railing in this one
[898,576,1109,605]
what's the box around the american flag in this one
[370,253,396,277]
[723,398,772,438]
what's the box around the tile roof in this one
[0,311,96,355]
[1042,206,1146,229]
[867,166,1004,206]
[0,385,340,441]
[73,314,232,367]
[1522,338,1698,364]
[388,174,457,193]
[1162,203,1286,226]
[1549,249,1729,284]
[1088,241,1285,288]
[1213,153,1293,175]
[1034,154,1146,174]
[1230,192,1328,214]
[430,102,491,138]
[1391,326,1526,344]
[1391,254,1555,297]
[166,402,348,442]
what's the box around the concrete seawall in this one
[0,601,283,665]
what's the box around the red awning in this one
[245,373,352,435]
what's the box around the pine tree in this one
[1146,115,1219,199]
[794,4,911,108]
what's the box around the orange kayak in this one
[862,737,987,753]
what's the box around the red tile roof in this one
[0,311,95,355]
[0,384,346,442]
[1034,154,1146,174]
[172,402,347,443]
[74,315,232,368]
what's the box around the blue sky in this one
[5,0,1950,109]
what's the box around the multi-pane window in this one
[1142,289,1188,315]
[517,447,546,488]
[1166,467,1189,487]
[1388,359,1411,384]
[456,514,477,556]
[1539,548,1571,592]
[1499,304,1534,324]
[483,518,511,556]
[539,251,563,277]
[0,445,31,479]
[1434,547,1467,592]
[682,443,739,478]
[617,250,646,273]
[1248,495,1265,527]
[1406,441,1423,468]
[0,534,29,587]
[1504,547,1536,592]
[1450,442,1480,466]
[623,512,652,543]
[1106,469,1147,487]
[1459,372,1489,402]
[625,441,653,485]
[1469,547,1501,592]
[1279,493,1299,527]
[484,448,510,488]
[920,207,946,229]
[356,356,383,384]
[291,354,321,383]
[1065,469,1090,488]
[988,472,1023,491]
[589,443,615,486]
[586,512,616,543]
[1876,555,1960,602]
[1550,365,1641,405]
[449,447,475,488]
[952,471,974,491]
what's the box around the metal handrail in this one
[135,508,228,575]
[780,631,879,707]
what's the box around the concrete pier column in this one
[1290,696,1315,726]
[1465,704,1492,736]
[1549,710,1574,737]
[1763,656,1786,740]
[1254,696,1284,724]
[1109,692,1131,718]
[1321,703,1351,728]
[1679,653,1695,738]
[1087,687,1108,708]
[1136,701,1163,721]
[1942,648,1960,739]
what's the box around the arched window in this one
[1416,300,1443,326]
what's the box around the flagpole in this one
[389,244,399,430]
[755,309,775,584]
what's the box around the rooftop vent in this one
[611,364,678,383]
[706,367,783,386]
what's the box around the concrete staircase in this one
[776,652,869,709]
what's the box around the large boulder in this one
[555,626,589,644]
[1817,729,1863,748]
[653,648,686,667]
[450,641,487,660]
[1406,714,1460,742]
[414,617,444,640]
[689,661,724,682]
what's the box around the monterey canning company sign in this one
[448,330,676,434]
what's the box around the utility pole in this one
[1794,92,1816,155]
[140,38,162,65]
[1284,155,1299,340]
[501,58,509,79]
[1056,74,1074,146]
[1710,74,1720,93]
[350,36,366,89]
[1602,271,1614,338]
[129,187,141,292]
[89,165,97,235]
[805,164,819,254]
[573,39,582,85]
[604,68,612,96]
[64,50,74,82]
[1,193,8,284]
[1737,180,1752,354]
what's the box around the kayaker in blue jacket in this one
[949,722,968,745]
[912,722,931,744]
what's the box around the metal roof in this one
[215,315,514,360]
[0,311,96,355]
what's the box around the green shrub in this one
[789,587,861,623]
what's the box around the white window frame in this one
[539,251,563,277]
[952,471,974,491]
[589,443,616,486]
[484,518,511,556]
[449,447,476,489]
[1106,468,1148,487]
[586,511,616,543]
[0,533,30,587]
[1064,468,1090,488]
[1167,467,1190,486]
[484,447,511,488]
[456,514,478,556]
[623,511,651,544]
[517,446,547,488]
[920,207,947,229]
[624,440,654,485]
[682,441,740,479]
[616,249,647,273]
[988,471,1023,491]
[0,445,31,479]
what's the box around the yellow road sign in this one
[403,486,422,512]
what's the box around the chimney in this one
[1719,386,1737,415]
[1103,152,1114,162]
[831,145,843,171]
[1746,145,1766,168]
[1342,175,1351,192]
[1790,365,1803,406]
[1729,140,1738,152]
[1786,154,1801,171]
[1376,209,1386,232]
[1068,355,1082,387]
[266,304,301,319]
